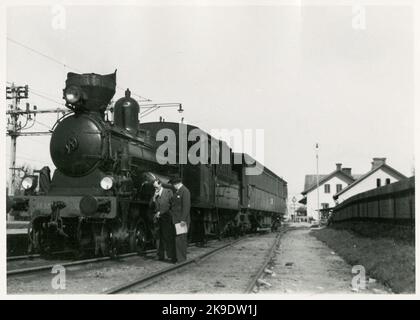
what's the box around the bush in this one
[312,224,415,293]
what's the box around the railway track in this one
[7,249,77,262]
[7,240,215,277]
[7,238,241,294]
[103,229,288,294]
[7,254,41,262]
[103,238,244,294]
[7,251,153,276]
[7,232,287,294]
[244,229,286,293]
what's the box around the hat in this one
[168,175,182,184]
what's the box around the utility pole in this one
[292,196,297,222]
[315,143,320,224]
[6,84,68,195]
[6,83,27,196]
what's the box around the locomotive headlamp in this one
[64,86,82,104]
[100,176,114,190]
[21,177,34,190]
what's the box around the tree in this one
[12,163,34,195]
[296,206,307,216]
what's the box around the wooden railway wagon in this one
[139,122,242,240]
[234,154,288,232]
[139,122,287,238]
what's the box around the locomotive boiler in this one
[9,71,288,257]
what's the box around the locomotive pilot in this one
[151,179,176,262]
[168,176,191,263]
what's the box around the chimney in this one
[336,163,342,171]
[342,168,352,176]
[371,158,386,170]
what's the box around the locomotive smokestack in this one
[63,71,116,115]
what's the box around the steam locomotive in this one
[9,71,288,257]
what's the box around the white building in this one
[300,158,407,221]
[333,158,406,203]
[300,163,358,220]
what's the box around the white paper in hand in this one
[175,221,188,235]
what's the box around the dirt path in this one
[259,226,391,295]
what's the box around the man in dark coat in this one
[151,179,175,261]
[169,176,191,263]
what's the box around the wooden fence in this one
[330,177,415,223]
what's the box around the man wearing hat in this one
[150,179,175,262]
[169,175,191,263]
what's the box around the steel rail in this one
[103,238,244,294]
[7,240,216,276]
[7,254,41,262]
[7,251,154,276]
[7,249,76,262]
[244,229,286,293]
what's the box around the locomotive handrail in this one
[50,110,74,131]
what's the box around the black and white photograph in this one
[2,0,417,300]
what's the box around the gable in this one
[304,175,327,191]
[302,171,355,195]
[380,165,407,180]
[333,164,407,199]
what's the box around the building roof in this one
[298,197,307,205]
[301,170,356,195]
[303,175,328,191]
[333,163,407,199]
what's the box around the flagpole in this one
[316,143,320,223]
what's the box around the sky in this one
[5,1,415,198]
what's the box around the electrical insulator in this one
[6,87,12,99]
[17,86,28,99]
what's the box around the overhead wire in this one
[33,119,53,130]
[7,37,152,103]
[13,155,50,165]
[7,37,82,72]
[8,37,183,126]
[28,89,65,106]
